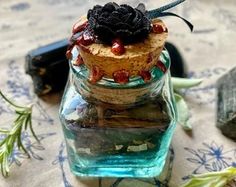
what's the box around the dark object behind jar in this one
[216,67,236,140]
[25,39,69,95]
[165,42,187,78]
[25,40,186,95]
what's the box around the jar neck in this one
[70,49,171,106]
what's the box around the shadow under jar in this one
[59,47,177,178]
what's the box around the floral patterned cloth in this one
[0,0,236,186]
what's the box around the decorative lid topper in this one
[86,0,193,44]
[68,0,193,48]
[87,2,151,44]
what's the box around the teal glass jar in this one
[59,47,177,178]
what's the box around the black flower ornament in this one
[87,2,152,44]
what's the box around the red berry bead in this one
[83,31,95,45]
[156,60,167,73]
[113,69,129,84]
[152,24,164,34]
[139,70,151,82]
[72,21,88,34]
[76,31,95,46]
[111,39,125,55]
[89,66,104,84]
[74,55,84,66]
[66,50,72,60]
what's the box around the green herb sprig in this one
[0,90,38,177]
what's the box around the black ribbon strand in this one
[157,12,193,32]
[147,0,193,32]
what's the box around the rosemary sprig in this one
[0,90,39,177]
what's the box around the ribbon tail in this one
[148,0,186,19]
[158,12,194,32]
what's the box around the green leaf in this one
[171,77,203,89]
[172,77,203,130]
[181,167,236,187]
[174,93,192,130]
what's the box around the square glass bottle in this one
[59,48,177,178]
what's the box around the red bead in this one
[111,39,125,55]
[89,66,104,84]
[113,69,129,84]
[152,24,164,34]
[76,31,95,46]
[139,70,151,82]
[72,21,88,34]
[74,55,84,66]
[66,50,72,60]
[83,31,95,45]
[156,60,167,73]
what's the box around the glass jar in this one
[59,47,177,178]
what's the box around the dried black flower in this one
[87,2,152,44]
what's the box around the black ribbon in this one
[147,0,193,32]
[157,12,193,32]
